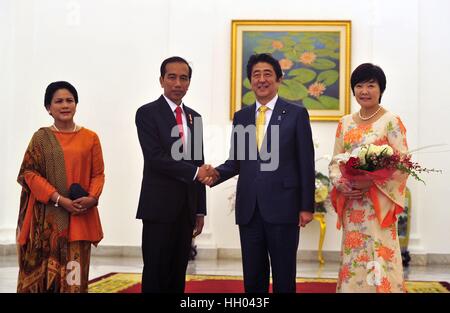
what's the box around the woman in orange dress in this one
[16,81,104,292]
[329,64,409,292]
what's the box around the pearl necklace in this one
[52,124,77,132]
[358,106,382,121]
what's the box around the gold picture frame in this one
[230,20,351,121]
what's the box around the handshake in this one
[197,164,220,186]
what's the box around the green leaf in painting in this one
[314,49,339,59]
[303,33,319,39]
[330,52,340,59]
[243,78,251,89]
[296,36,314,45]
[254,46,274,54]
[281,80,308,101]
[280,36,296,47]
[320,36,339,50]
[242,91,256,105]
[310,58,336,70]
[317,70,339,86]
[278,84,292,100]
[258,39,275,46]
[288,68,317,84]
[284,50,298,61]
[318,95,339,110]
[246,32,263,38]
[294,43,315,52]
[303,97,324,110]
[279,47,292,53]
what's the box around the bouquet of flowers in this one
[336,143,440,185]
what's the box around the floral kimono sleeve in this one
[372,116,409,227]
[387,116,409,156]
[329,118,346,189]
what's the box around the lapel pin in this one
[189,114,193,125]
[282,110,286,114]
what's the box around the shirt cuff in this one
[193,167,199,181]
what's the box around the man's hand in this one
[299,211,314,227]
[197,164,220,186]
[193,216,204,238]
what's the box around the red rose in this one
[346,157,360,169]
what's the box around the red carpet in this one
[88,273,450,293]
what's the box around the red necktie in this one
[175,106,185,146]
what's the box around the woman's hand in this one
[72,196,98,213]
[59,196,87,215]
[351,180,373,192]
[341,180,373,200]
[341,189,365,200]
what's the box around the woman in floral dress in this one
[329,63,409,293]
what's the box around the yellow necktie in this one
[256,105,268,151]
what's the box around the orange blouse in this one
[23,127,104,243]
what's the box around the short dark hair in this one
[44,81,78,108]
[160,56,192,79]
[246,53,283,81]
[350,63,386,102]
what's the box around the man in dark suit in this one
[209,53,315,293]
[135,56,218,293]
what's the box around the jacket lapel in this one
[247,104,257,126]
[157,96,185,156]
[246,104,258,157]
[268,98,287,129]
[158,95,178,130]
[183,105,195,158]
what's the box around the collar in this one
[256,94,278,112]
[163,95,185,113]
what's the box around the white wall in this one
[417,0,450,254]
[1,0,449,254]
[0,0,15,243]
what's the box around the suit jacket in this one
[135,95,206,224]
[215,97,315,225]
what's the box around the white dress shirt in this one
[255,94,278,136]
[164,95,189,145]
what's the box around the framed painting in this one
[230,20,351,121]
